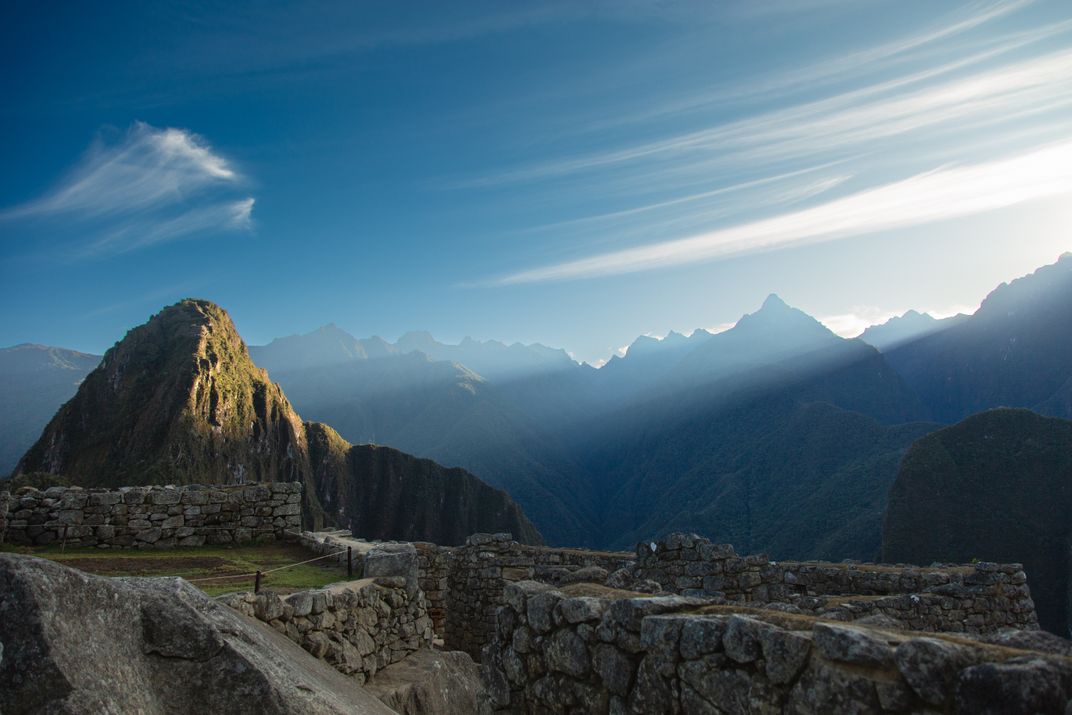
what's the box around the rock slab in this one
[0,553,393,714]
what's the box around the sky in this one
[2,0,1071,366]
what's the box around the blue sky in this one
[2,0,1071,365]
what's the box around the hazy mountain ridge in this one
[0,344,101,475]
[886,254,1072,422]
[395,331,577,382]
[859,310,967,352]
[11,299,542,546]
[249,324,399,372]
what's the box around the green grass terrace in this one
[0,541,349,597]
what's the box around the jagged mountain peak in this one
[760,293,790,311]
[974,253,1072,318]
[735,294,836,337]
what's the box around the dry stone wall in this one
[221,577,433,685]
[0,491,11,543]
[0,482,301,548]
[632,533,1038,634]
[482,580,1072,714]
[415,541,450,636]
[445,533,632,657]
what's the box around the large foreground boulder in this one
[0,553,394,714]
[364,649,485,715]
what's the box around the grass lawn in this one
[0,541,350,596]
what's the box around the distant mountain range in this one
[0,345,100,474]
[5,254,1072,565]
[246,288,936,554]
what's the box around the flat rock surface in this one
[365,648,484,715]
[0,553,395,714]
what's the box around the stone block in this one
[895,637,976,706]
[365,543,419,597]
[760,626,812,685]
[150,489,181,506]
[677,616,727,660]
[812,622,895,668]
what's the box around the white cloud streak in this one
[818,307,906,339]
[489,139,1072,285]
[85,198,254,255]
[459,45,1072,190]
[1,122,253,255]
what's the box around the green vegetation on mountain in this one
[15,299,312,490]
[882,408,1072,635]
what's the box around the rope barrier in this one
[260,549,348,574]
[182,549,347,584]
[185,571,262,583]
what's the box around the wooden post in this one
[254,570,262,593]
[347,546,353,578]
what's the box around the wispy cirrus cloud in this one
[1,121,254,256]
[85,197,255,256]
[457,45,1072,191]
[487,138,1072,285]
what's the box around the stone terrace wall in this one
[290,531,453,638]
[446,533,632,658]
[222,576,432,685]
[0,482,301,548]
[633,533,1038,634]
[482,580,1072,714]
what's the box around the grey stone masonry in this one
[445,533,633,658]
[0,491,11,544]
[0,482,302,548]
[415,542,450,637]
[481,580,1072,714]
[631,533,1039,634]
[221,576,433,685]
[296,532,632,648]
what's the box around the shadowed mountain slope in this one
[306,422,542,546]
[583,337,936,557]
[883,408,1072,636]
